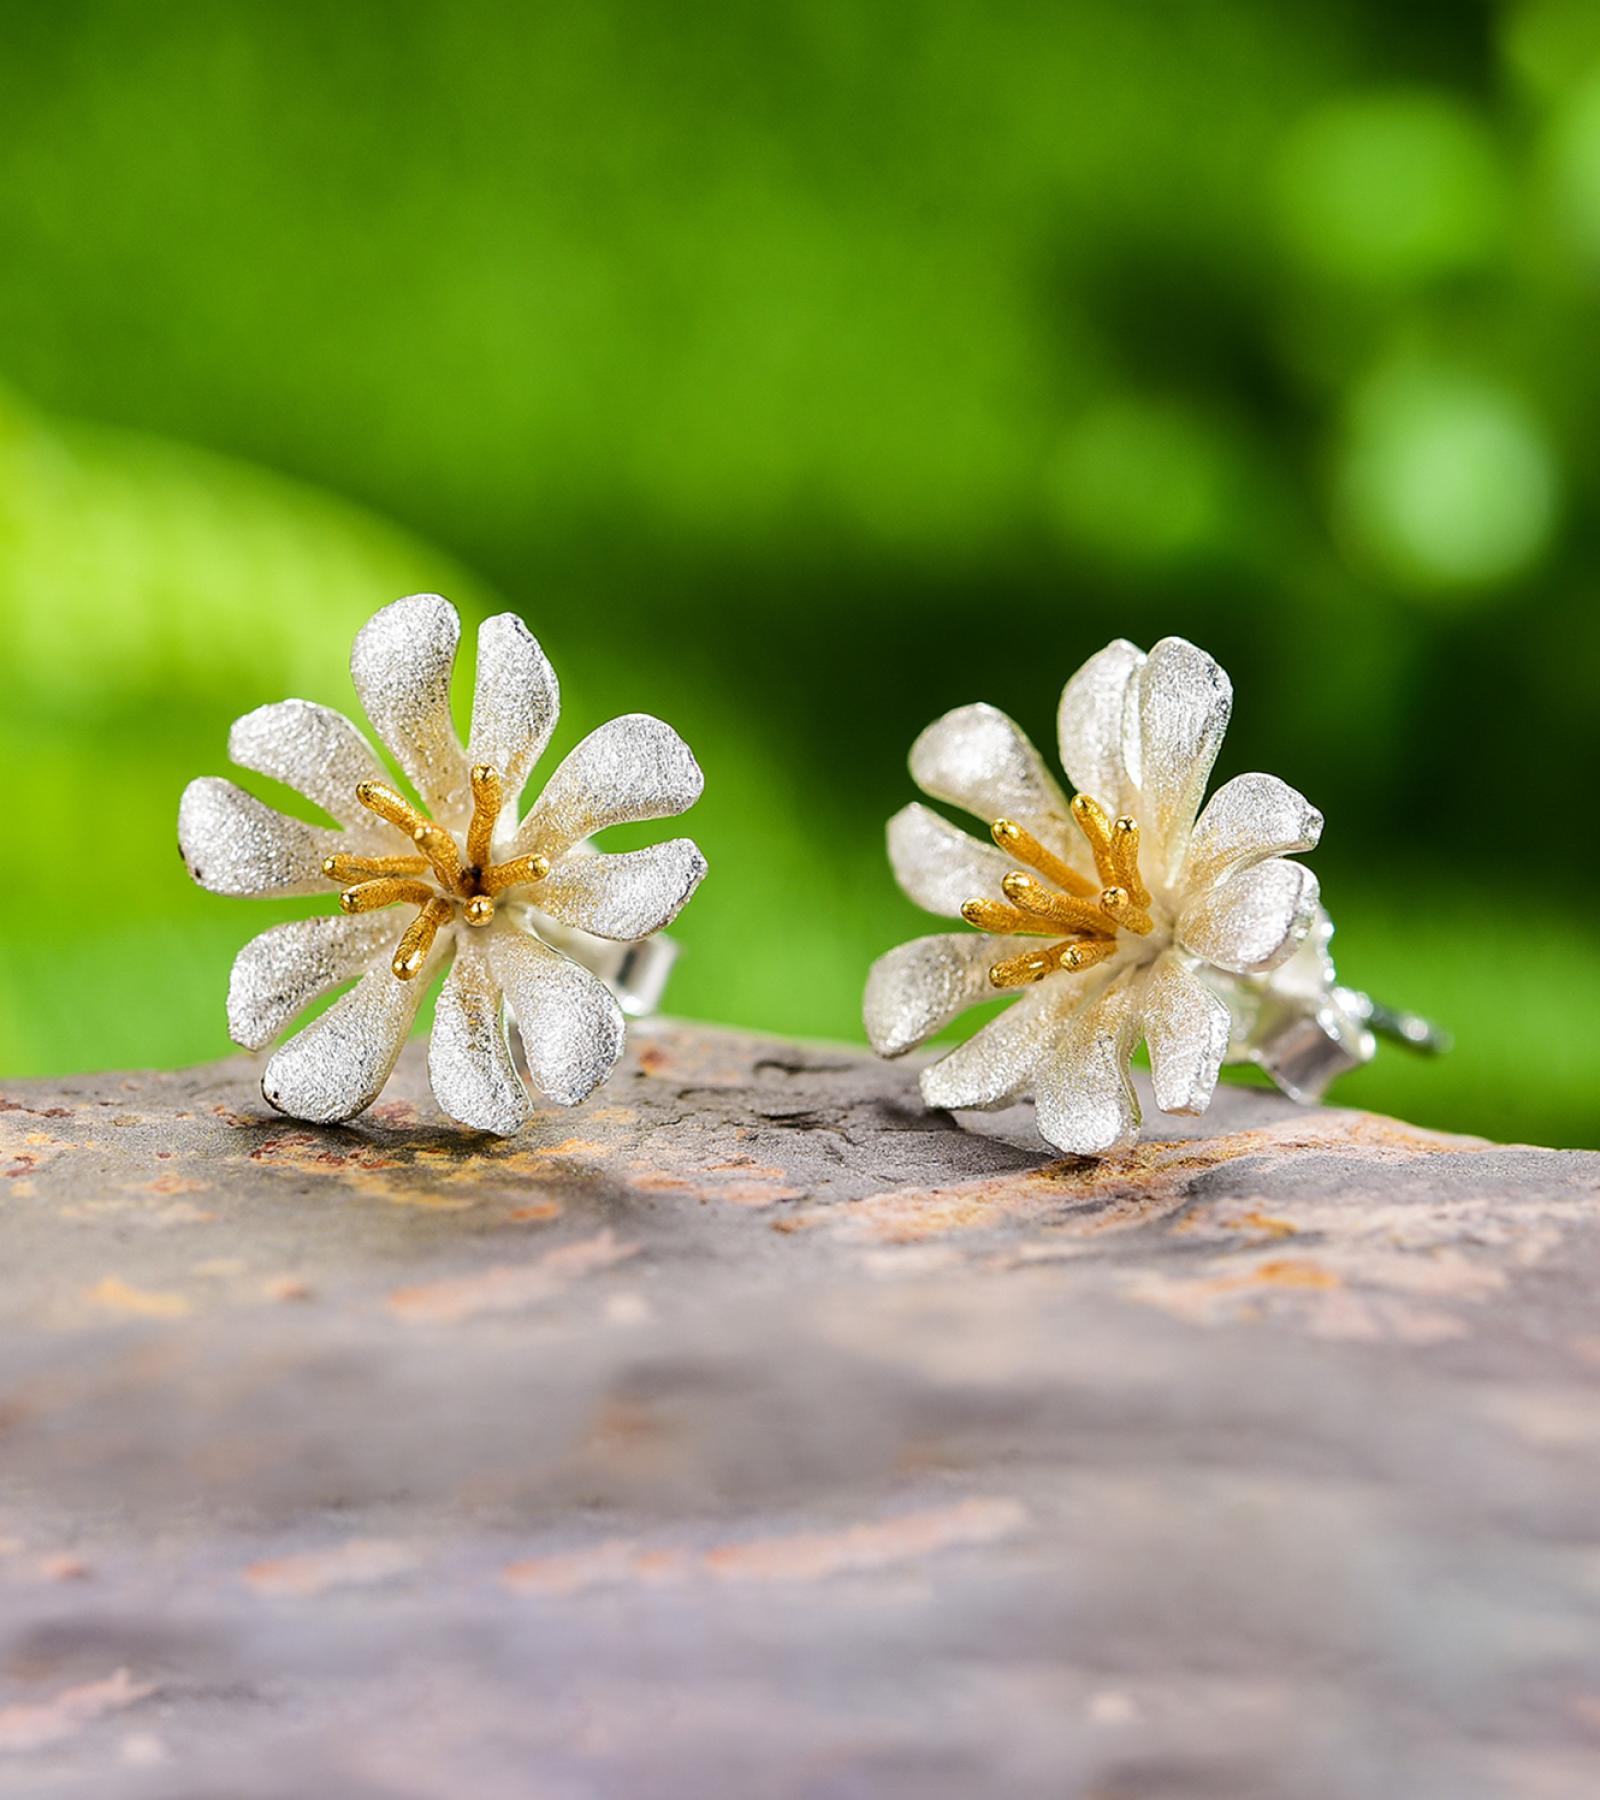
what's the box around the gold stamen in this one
[990,819,1097,898]
[355,779,430,841]
[338,877,437,915]
[989,945,1070,989]
[414,822,469,894]
[392,898,453,980]
[463,894,496,928]
[1099,886,1154,936]
[482,853,551,896]
[322,853,430,883]
[960,897,1051,936]
[1001,871,1115,938]
[467,764,502,873]
[1070,793,1123,888]
[1110,816,1150,907]
[1059,939,1118,974]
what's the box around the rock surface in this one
[1,1022,1599,1798]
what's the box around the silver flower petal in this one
[226,913,399,1050]
[466,613,560,811]
[1137,637,1232,880]
[1032,972,1141,1155]
[1056,637,1144,812]
[886,803,1015,919]
[1181,773,1323,896]
[863,930,1034,1058]
[1142,952,1232,1116]
[349,593,469,819]
[511,714,704,864]
[178,777,341,898]
[908,703,1072,840]
[1178,858,1319,975]
[260,954,435,1122]
[919,984,1060,1113]
[490,925,626,1107]
[535,840,708,941]
[227,700,393,842]
[428,932,530,1135]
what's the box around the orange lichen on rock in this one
[387,1230,638,1323]
[82,1276,192,1319]
[502,1498,1027,1598]
[0,1670,154,1752]
[244,1538,420,1597]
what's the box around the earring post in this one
[1350,994,1453,1058]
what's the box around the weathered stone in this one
[1,1024,1598,1797]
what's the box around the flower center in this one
[321,763,550,981]
[962,794,1156,990]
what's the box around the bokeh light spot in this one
[1505,1,1600,102]
[1046,397,1233,569]
[1544,66,1600,263]
[1275,89,1507,288]
[1333,367,1559,594]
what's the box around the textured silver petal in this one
[535,840,707,941]
[1136,637,1233,880]
[349,593,470,820]
[227,700,393,842]
[226,914,400,1050]
[511,715,704,863]
[1178,858,1319,975]
[886,803,1015,919]
[1056,638,1144,811]
[1244,906,1338,1007]
[428,932,530,1135]
[260,951,438,1123]
[1032,972,1141,1155]
[863,931,1033,1058]
[908,703,1071,841]
[466,613,560,812]
[489,924,626,1107]
[178,777,342,898]
[919,984,1061,1112]
[1181,773,1323,895]
[1142,952,1231,1116]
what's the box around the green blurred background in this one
[2,0,1598,1147]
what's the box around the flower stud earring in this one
[864,636,1443,1158]
[179,593,707,1133]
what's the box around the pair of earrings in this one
[179,594,1439,1157]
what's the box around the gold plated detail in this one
[961,897,1045,936]
[331,773,556,978]
[1069,794,1121,888]
[482,853,551,896]
[355,780,430,840]
[965,793,1159,990]
[322,853,429,882]
[990,819,1097,898]
[989,944,1072,988]
[393,898,453,979]
[1060,939,1118,973]
[467,764,503,873]
[339,877,437,915]
[1099,886,1153,936]
[1110,816,1150,907]
[1000,872,1113,937]
[414,823,469,894]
